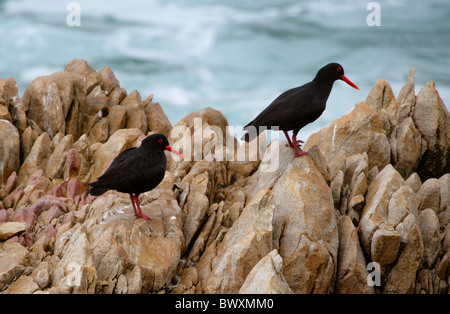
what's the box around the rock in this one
[307,145,331,184]
[65,58,99,94]
[415,268,448,294]
[271,156,338,293]
[3,243,29,268]
[48,172,184,293]
[365,79,398,137]
[385,214,423,293]
[120,90,147,134]
[336,216,374,294]
[338,153,369,223]
[405,172,422,193]
[387,186,418,228]
[0,78,15,111]
[39,206,64,226]
[2,184,24,210]
[397,68,416,124]
[85,85,108,116]
[371,229,401,265]
[64,148,89,180]
[198,188,275,293]
[12,207,37,229]
[418,208,440,268]
[97,66,120,95]
[3,171,18,198]
[50,225,97,294]
[242,143,293,205]
[29,195,67,216]
[170,107,229,158]
[144,97,172,138]
[67,179,87,201]
[0,209,7,223]
[359,164,404,256]
[0,104,11,121]
[413,81,450,179]
[0,222,27,240]
[416,178,441,213]
[88,117,109,144]
[107,105,127,136]
[1,59,448,294]
[18,132,53,184]
[22,71,79,139]
[330,170,344,208]
[358,163,423,292]
[6,275,39,294]
[171,266,198,294]
[439,173,450,213]
[45,134,73,179]
[305,101,390,174]
[30,261,50,289]
[107,87,127,107]
[239,249,293,294]
[20,126,39,162]
[0,249,26,291]
[393,117,423,178]
[0,120,20,185]
[182,170,211,248]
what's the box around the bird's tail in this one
[86,184,109,196]
[241,125,260,142]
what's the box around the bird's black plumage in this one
[87,134,167,195]
[242,63,358,156]
[87,133,185,223]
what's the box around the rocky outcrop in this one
[0,61,449,294]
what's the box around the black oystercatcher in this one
[242,63,359,157]
[87,133,185,223]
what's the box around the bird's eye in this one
[158,139,163,143]
[336,67,342,72]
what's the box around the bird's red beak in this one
[341,75,359,90]
[165,146,186,158]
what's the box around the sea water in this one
[0,0,449,141]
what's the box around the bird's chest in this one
[131,155,166,191]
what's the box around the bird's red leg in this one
[133,194,152,224]
[283,130,294,148]
[292,134,308,157]
[129,193,138,216]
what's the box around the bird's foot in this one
[289,141,304,150]
[288,141,304,148]
[294,150,309,157]
[135,212,152,224]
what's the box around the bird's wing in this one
[90,147,166,193]
[89,147,139,187]
[245,84,317,130]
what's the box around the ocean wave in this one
[0,0,448,133]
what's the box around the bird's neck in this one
[312,77,335,100]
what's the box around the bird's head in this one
[316,63,359,90]
[142,133,186,158]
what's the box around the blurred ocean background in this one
[0,0,449,140]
